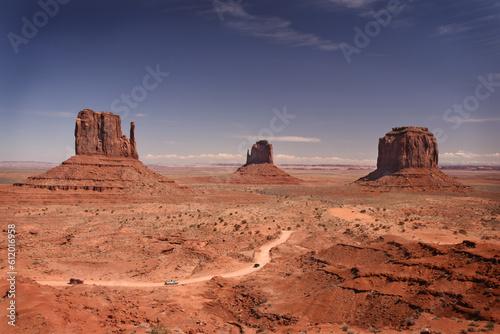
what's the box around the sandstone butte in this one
[245,139,274,165]
[357,126,466,191]
[13,109,186,196]
[75,108,138,159]
[233,140,301,185]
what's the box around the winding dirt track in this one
[37,231,293,288]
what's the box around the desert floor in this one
[0,166,499,334]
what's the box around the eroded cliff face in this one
[13,109,188,195]
[245,140,274,165]
[376,127,438,173]
[75,109,138,159]
[357,127,465,191]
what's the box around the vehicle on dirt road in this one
[69,278,84,285]
[164,280,179,285]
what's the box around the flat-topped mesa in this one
[377,126,438,174]
[75,109,138,159]
[245,140,274,165]
[357,126,466,191]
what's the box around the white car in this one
[164,280,179,285]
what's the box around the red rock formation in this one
[245,140,273,165]
[13,155,185,195]
[229,140,300,184]
[233,163,301,185]
[358,127,466,191]
[376,126,438,174]
[75,109,138,159]
[14,109,186,196]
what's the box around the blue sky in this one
[1,0,499,165]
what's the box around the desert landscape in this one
[0,110,498,334]
[2,2,499,333]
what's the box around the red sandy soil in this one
[356,168,468,192]
[0,168,499,333]
[196,163,301,185]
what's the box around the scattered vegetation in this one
[149,324,172,334]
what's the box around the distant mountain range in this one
[0,161,59,168]
[1,161,499,171]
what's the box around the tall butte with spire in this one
[233,140,300,184]
[14,109,186,196]
[74,109,138,159]
[357,126,466,191]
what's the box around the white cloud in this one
[273,136,322,143]
[231,136,321,144]
[37,111,75,118]
[435,11,500,47]
[142,152,375,165]
[442,151,500,159]
[437,24,472,36]
[460,117,500,123]
[133,113,147,117]
[233,135,321,143]
[275,154,375,165]
[220,4,340,51]
[327,0,380,9]
[441,150,500,164]
[143,153,244,163]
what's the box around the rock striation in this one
[245,140,273,165]
[14,109,186,197]
[75,109,138,159]
[357,127,466,191]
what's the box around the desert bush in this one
[150,324,172,334]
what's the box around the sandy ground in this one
[0,167,499,333]
[37,231,293,287]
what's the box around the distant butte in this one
[245,140,274,165]
[14,109,187,196]
[234,140,300,185]
[357,126,466,191]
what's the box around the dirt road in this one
[37,231,293,288]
